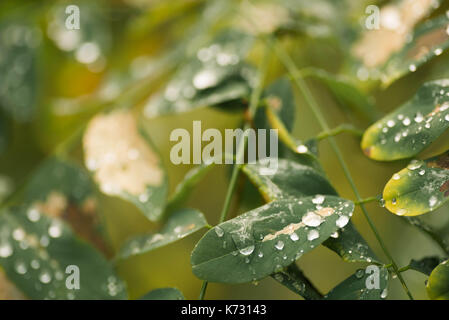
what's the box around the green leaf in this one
[324,267,389,300]
[409,256,443,276]
[140,288,185,300]
[362,80,449,161]
[322,222,381,264]
[271,264,322,300]
[23,157,95,205]
[382,15,449,85]
[0,21,40,122]
[0,206,127,300]
[83,110,168,222]
[303,68,380,122]
[427,259,449,300]
[383,152,449,216]
[191,196,354,284]
[144,30,255,118]
[118,208,207,259]
[242,159,380,264]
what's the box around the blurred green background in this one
[1,0,449,300]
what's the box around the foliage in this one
[1,0,449,301]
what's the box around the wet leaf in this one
[303,68,380,122]
[143,30,255,118]
[271,264,322,300]
[0,206,127,300]
[191,196,354,284]
[0,21,40,122]
[382,14,449,85]
[362,80,449,161]
[242,159,380,264]
[383,152,449,216]
[427,259,449,299]
[409,256,443,276]
[140,287,185,300]
[351,0,439,82]
[83,110,168,221]
[118,208,207,259]
[324,266,389,300]
[322,222,381,264]
[21,157,108,253]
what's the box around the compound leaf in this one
[0,206,127,300]
[191,196,354,283]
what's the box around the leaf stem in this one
[269,36,415,300]
[198,45,270,300]
[316,124,364,141]
[354,196,379,206]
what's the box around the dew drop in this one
[355,269,365,279]
[307,230,319,241]
[27,208,40,222]
[39,271,52,284]
[0,243,13,258]
[336,215,350,228]
[48,222,62,238]
[429,196,438,208]
[302,211,322,227]
[381,288,388,299]
[15,261,27,275]
[312,195,325,205]
[275,240,284,250]
[214,226,224,238]
[289,233,299,241]
[239,245,255,256]
[409,64,417,72]
[296,145,308,154]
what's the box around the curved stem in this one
[269,36,414,300]
[316,124,364,141]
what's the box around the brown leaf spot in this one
[266,96,282,111]
[406,27,449,61]
[33,192,68,218]
[428,153,449,169]
[363,147,372,157]
[316,207,334,217]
